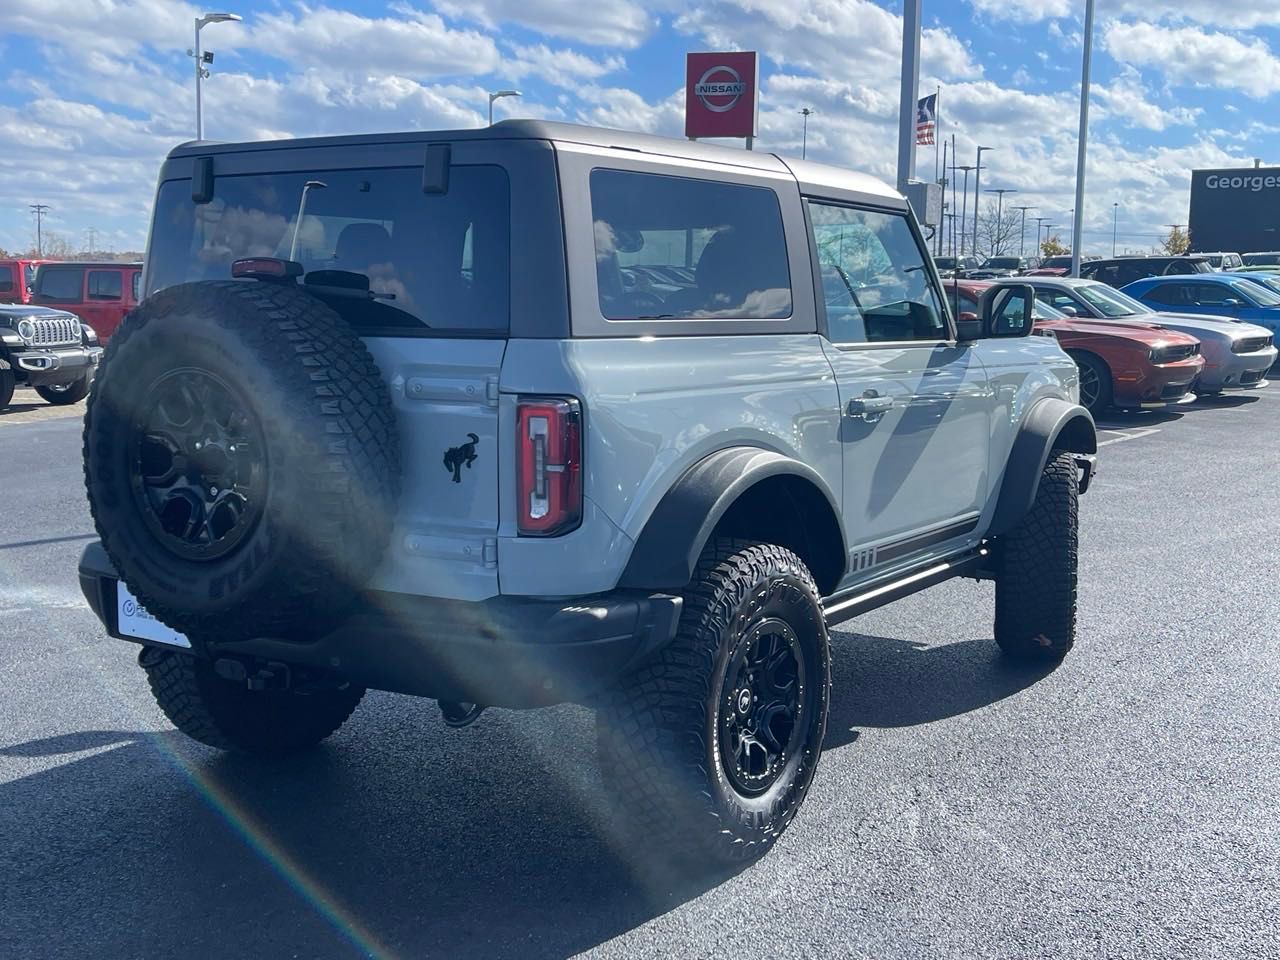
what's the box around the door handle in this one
[846,395,895,417]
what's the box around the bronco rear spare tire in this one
[84,281,399,642]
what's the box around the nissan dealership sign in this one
[685,51,759,140]
[1189,166,1280,253]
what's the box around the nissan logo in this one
[694,65,746,113]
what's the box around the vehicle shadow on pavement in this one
[0,709,738,960]
[823,634,1059,748]
[1093,408,1185,429]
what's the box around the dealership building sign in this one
[1188,166,1280,253]
[685,51,759,141]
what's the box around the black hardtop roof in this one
[166,119,903,207]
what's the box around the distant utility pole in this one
[29,204,50,256]
[1012,205,1035,257]
[85,227,98,255]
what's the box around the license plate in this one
[116,582,190,648]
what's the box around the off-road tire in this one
[993,451,1079,662]
[83,281,399,642]
[1069,351,1113,414]
[597,539,831,865]
[143,650,364,755]
[0,366,14,412]
[37,375,91,405]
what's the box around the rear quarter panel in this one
[497,335,841,596]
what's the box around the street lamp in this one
[1112,202,1119,256]
[190,12,241,141]
[956,165,976,256]
[973,145,993,257]
[799,108,815,160]
[488,90,521,126]
[985,188,1018,255]
[1012,205,1035,257]
[289,181,328,262]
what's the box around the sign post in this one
[685,52,759,147]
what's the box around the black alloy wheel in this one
[718,618,809,797]
[130,367,267,562]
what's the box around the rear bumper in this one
[78,542,682,708]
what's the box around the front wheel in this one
[142,650,364,755]
[1069,351,1113,414]
[36,376,90,405]
[597,540,831,865]
[993,452,1079,662]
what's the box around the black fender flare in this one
[988,397,1097,537]
[618,446,846,591]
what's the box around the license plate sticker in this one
[116,582,190,648]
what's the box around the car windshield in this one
[1244,253,1280,265]
[934,258,956,270]
[1236,274,1280,298]
[147,165,512,336]
[1076,283,1143,318]
[985,258,1020,269]
[1233,279,1280,306]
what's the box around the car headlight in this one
[16,319,35,342]
[81,323,99,345]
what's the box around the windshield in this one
[1076,283,1143,318]
[1236,274,1280,298]
[985,258,1020,269]
[1233,279,1280,306]
[1244,253,1280,266]
[934,258,956,270]
[147,165,511,336]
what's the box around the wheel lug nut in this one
[194,442,203,450]
[210,487,218,496]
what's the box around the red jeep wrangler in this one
[30,261,143,341]
[0,259,50,304]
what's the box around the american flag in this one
[916,93,937,146]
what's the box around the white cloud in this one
[432,0,654,48]
[969,0,1280,29]
[502,44,626,88]
[1104,22,1280,99]
[1094,69,1201,132]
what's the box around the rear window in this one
[147,165,511,336]
[590,169,791,321]
[35,266,83,302]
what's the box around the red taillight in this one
[516,397,582,537]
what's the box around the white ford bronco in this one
[79,121,1096,863]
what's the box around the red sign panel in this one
[685,51,759,140]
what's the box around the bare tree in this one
[974,200,1022,258]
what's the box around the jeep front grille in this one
[28,316,81,347]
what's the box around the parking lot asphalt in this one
[2,388,1278,960]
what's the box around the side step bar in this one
[822,548,986,629]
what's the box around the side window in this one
[1188,283,1230,306]
[88,270,123,300]
[34,267,83,302]
[1144,283,1184,306]
[590,169,791,321]
[807,201,946,344]
[0,265,13,294]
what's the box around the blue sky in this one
[1,0,1277,256]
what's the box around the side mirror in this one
[1223,298,1244,309]
[956,317,985,342]
[981,283,1036,338]
[1058,304,1079,317]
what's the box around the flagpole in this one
[934,85,941,186]
[938,138,948,255]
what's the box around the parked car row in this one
[0,260,140,412]
[946,272,1276,414]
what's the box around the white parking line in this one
[1097,427,1161,447]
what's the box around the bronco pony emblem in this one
[443,433,480,483]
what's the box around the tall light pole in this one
[1012,205,1035,257]
[190,12,241,141]
[799,108,815,160]
[985,188,1017,255]
[1112,202,1120,256]
[29,204,49,256]
[1071,0,1096,277]
[488,89,521,126]
[895,0,923,192]
[957,165,976,256]
[973,146,993,257]
[289,181,327,262]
